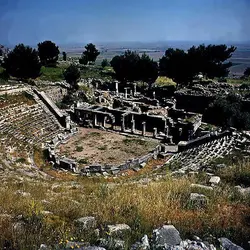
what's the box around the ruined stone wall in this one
[81,145,161,175]
[178,130,232,151]
[43,86,68,103]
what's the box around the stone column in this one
[115,82,119,95]
[124,88,128,99]
[121,116,125,132]
[142,122,146,136]
[65,115,71,129]
[153,127,157,138]
[164,125,169,136]
[133,83,137,96]
[129,88,133,97]
[131,119,135,134]
[94,114,97,127]
[103,116,107,128]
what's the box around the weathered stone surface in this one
[235,186,250,196]
[209,176,220,185]
[107,224,131,238]
[78,247,106,250]
[189,193,208,208]
[15,190,31,197]
[74,216,97,230]
[218,237,245,250]
[39,244,49,250]
[152,225,182,247]
[190,184,213,191]
[65,241,89,249]
[131,235,150,250]
[99,238,125,250]
[140,162,147,168]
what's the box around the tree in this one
[244,67,250,77]
[159,48,192,86]
[82,43,100,64]
[204,93,250,130]
[101,59,109,68]
[159,44,236,86]
[79,54,88,65]
[62,51,67,61]
[111,50,158,85]
[63,64,80,90]
[138,53,158,87]
[111,50,140,82]
[188,44,236,79]
[2,43,41,79]
[37,40,60,66]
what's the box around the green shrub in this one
[75,146,83,152]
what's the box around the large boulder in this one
[218,238,245,250]
[152,225,182,249]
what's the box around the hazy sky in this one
[0,0,250,46]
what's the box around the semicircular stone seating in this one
[0,94,63,149]
[166,132,250,171]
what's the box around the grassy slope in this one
[0,159,250,249]
[39,66,65,82]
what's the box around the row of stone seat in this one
[167,132,249,171]
[0,99,62,147]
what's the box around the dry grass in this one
[0,166,249,249]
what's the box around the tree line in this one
[0,41,101,80]
[0,40,242,88]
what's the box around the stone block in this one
[189,193,208,208]
[190,184,213,191]
[74,216,97,230]
[209,176,221,185]
[218,237,244,250]
[107,224,131,238]
[152,225,182,247]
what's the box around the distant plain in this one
[61,41,250,75]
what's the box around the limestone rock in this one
[140,162,147,168]
[65,241,88,249]
[189,193,208,208]
[235,186,250,196]
[107,224,131,238]
[74,216,97,230]
[152,225,182,248]
[218,237,244,250]
[15,190,31,197]
[99,238,125,250]
[190,184,213,191]
[39,244,49,250]
[131,235,150,250]
[209,176,220,185]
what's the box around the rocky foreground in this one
[37,219,246,250]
